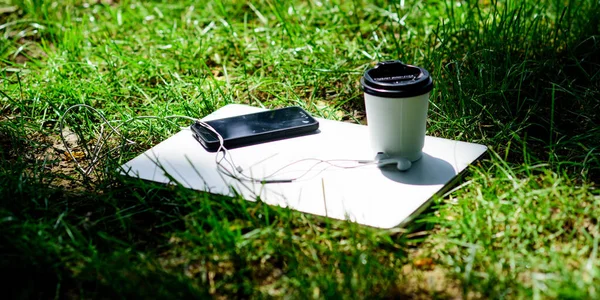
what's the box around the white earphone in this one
[373,152,412,171]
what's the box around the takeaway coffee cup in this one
[360,60,434,162]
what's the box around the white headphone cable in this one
[59,104,384,184]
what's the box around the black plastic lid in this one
[360,60,433,98]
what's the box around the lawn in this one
[1,0,599,298]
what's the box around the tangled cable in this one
[59,104,381,185]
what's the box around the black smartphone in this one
[190,106,319,152]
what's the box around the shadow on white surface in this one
[379,153,456,185]
[201,129,323,152]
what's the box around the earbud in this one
[376,158,411,171]
[373,152,412,171]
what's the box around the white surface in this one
[120,104,487,228]
[364,92,430,162]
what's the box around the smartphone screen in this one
[191,106,319,151]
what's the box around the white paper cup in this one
[360,61,434,162]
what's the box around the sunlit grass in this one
[1,0,599,298]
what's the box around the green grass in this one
[1,0,599,298]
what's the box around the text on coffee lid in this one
[373,75,416,81]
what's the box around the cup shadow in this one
[379,153,456,185]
